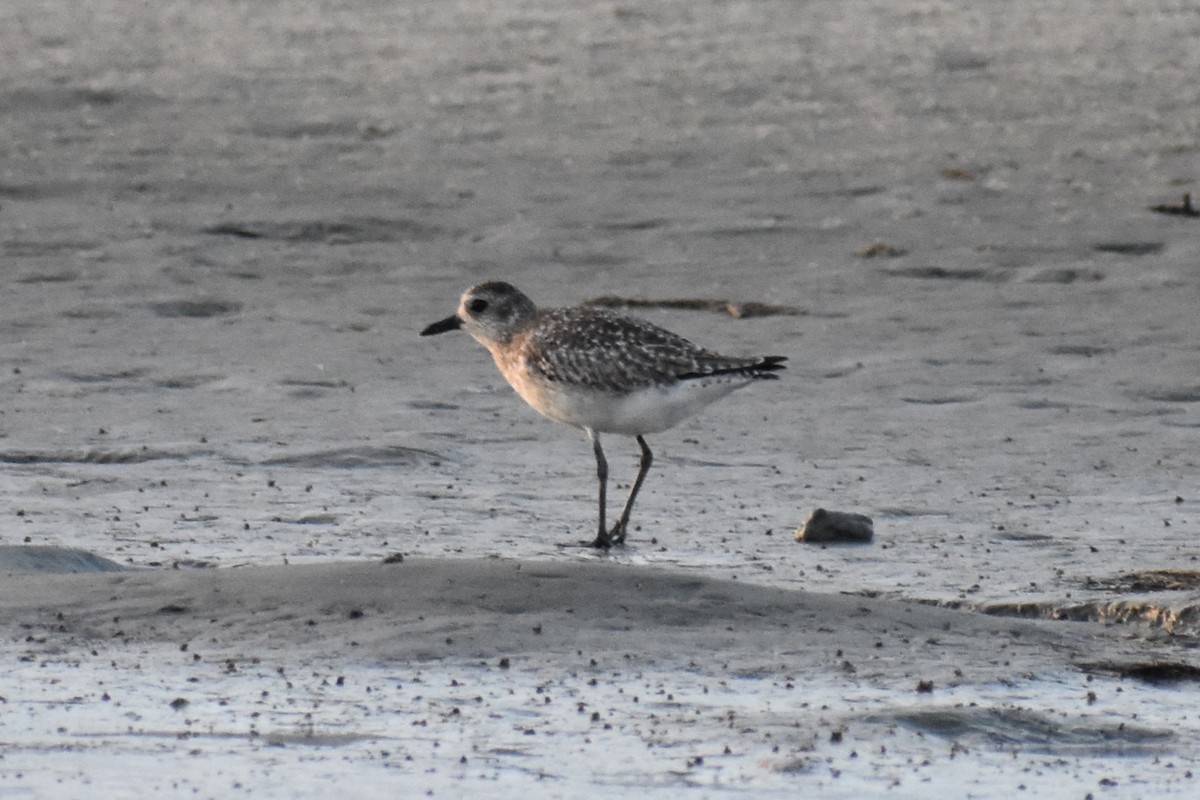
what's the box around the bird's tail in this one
[679,355,787,380]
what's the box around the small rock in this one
[795,508,874,544]
[854,242,907,258]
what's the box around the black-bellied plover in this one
[421,281,786,548]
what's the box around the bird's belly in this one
[509,375,747,435]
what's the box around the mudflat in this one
[2,1,1199,797]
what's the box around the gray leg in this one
[610,435,653,545]
[587,429,611,549]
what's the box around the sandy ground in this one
[2,0,1200,797]
[3,557,1197,798]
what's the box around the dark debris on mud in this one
[583,295,805,319]
[1078,661,1200,684]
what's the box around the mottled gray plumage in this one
[524,306,782,393]
[420,281,786,548]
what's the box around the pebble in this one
[795,508,874,544]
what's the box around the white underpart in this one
[519,374,754,435]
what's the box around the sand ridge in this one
[5,555,1183,698]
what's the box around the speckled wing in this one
[523,308,785,392]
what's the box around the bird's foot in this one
[556,523,630,550]
[589,533,613,550]
[556,531,614,550]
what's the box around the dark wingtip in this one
[758,355,787,372]
[678,355,788,381]
[420,315,462,336]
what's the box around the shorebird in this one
[420,281,786,548]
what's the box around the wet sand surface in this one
[2,0,1200,797]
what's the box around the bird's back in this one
[490,306,783,435]
[521,306,779,392]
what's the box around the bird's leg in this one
[587,429,612,549]
[610,435,653,545]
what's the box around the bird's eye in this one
[468,298,488,314]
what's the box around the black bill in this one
[420,315,462,336]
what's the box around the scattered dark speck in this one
[1092,241,1163,256]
